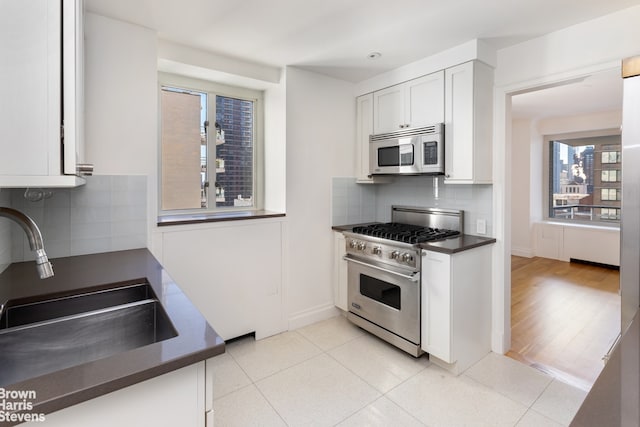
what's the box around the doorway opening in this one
[507,68,622,391]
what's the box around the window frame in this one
[157,72,264,217]
[543,128,621,226]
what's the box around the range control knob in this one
[390,251,400,260]
[401,253,414,263]
[357,242,367,251]
[349,240,357,249]
[372,246,382,256]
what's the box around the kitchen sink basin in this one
[0,283,178,386]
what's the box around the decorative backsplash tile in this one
[9,175,147,262]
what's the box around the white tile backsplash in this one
[8,175,147,262]
[332,175,493,236]
[331,177,376,225]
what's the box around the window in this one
[159,74,262,214]
[600,208,621,220]
[601,169,621,182]
[547,132,621,223]
[601,188,621,201]
[601,151,620,164]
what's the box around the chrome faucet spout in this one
[0,207,54,279]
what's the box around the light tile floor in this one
[211,315,587,426]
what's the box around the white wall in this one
[493,4,640,353]
[511,119,534,257]
[85,14,157,176]
[84,13,158,250]
[264,76,287,212]
[285,67,356,328]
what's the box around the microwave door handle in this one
[342,256,419,282]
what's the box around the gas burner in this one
[352,222,460,244]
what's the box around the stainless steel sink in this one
[0,283,178,386]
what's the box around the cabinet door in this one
[405,71,444,129]
[62,0,84,174]
[333,232,348,311]
[0,0,60,177]
[444,61,493,184]
[356,93,374,181]
[373,84,405,134]
[421,250,453,362]
[444,62,475,182]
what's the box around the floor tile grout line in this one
[252,380,291,426]
[224,330,325,384]
[461,369,552,411]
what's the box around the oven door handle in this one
[342,256,420,282]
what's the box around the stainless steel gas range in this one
[342,206,463,357]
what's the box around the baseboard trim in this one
[570,257,620,270]
[511,247,534,258]
[288,303,340,330]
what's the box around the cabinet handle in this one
[76,163,94,176]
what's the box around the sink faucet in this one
[0,207,54,279]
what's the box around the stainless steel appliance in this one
[342,206,463,357]
[619,56,640,425]
[369,124,444,176]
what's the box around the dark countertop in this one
[0,249,225,425]
[570,311,639,426]
[332,223,496,254]
[418,234,496,254]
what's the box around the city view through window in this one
[549,134,622,223]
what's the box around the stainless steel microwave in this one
[369,124,444,175]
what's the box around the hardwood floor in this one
[508,256,621,391]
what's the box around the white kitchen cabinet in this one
[421,245,492,375]
[355,93,374,182]
[444,60,493,184]
[0,0,87,188]
[355,93,391,183]
[37,360,214,426]
[373,71,444,134]
[333,231,348,311]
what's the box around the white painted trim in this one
[288,303,340,331]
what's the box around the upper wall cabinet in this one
[444,61,493,184]
[0,0,88,188]
[373,71,445,134]
[355,93,374,182]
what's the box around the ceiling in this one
[511,68,624,120]
[85,0,639,83]
[85,0,637,119]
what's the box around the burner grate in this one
[352,222,459,244]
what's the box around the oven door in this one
[344,256,421,345]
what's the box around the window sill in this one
[157,210,285,227]
[540,220,620,231]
